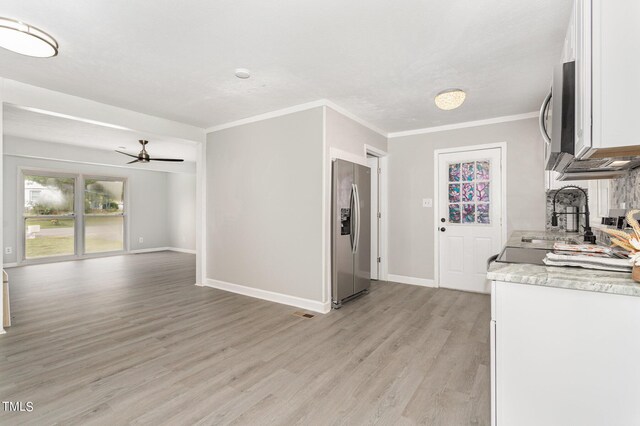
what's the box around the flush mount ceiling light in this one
[435,89,466,111]
[0,17,58,57]
[234,68,251,79]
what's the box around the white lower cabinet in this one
[491,280,640,426]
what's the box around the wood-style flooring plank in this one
[0,252,490,425]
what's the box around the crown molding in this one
[205,99,387,137]
[387,111,539,138]
[322,100,387,136]
[205,100,326,133]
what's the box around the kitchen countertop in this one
[487,230,640,298]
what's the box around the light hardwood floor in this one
[0,252,490,425]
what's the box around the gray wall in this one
[387,117,545,280]
[325,107,387,155]
[3,137,197,264]
[206,108,324,301]
[167,172,196,251]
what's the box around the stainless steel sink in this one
[521,236,578,244]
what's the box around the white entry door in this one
[437,147,504,293]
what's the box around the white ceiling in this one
[0,1,573,133]
[3,105,198,161]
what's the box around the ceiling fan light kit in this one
[0,17,58,57]
[115,140,184,164]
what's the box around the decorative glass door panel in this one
[447,160,491,225]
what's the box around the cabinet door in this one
[574,0,592,158]
[495,281,640,425]
[592,0,640,150]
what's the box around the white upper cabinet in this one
[573,0,640,158]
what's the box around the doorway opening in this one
[365,145,388,282]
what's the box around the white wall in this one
[3,137,196,264]
[167,173,196,251]
[387,117,546,281]
[206,107,324,306]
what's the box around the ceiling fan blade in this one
[149,158,184,162]
[127,159,140,164]
[116,150,139,158]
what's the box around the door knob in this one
[440,227,446,232]
[440,218,446,223]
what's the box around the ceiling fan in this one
[116,140,184,164]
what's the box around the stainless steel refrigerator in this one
[331,159,371,308]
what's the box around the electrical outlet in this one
[138,237,144,244]
[422,198,433,208]
[4,247,12,255]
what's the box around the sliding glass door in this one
[22,171,126,263]
[23,173,76,260]
[84,178,125,254]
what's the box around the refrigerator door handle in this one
[350,184,356,252]
[353,183,361,253]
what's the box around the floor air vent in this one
[293,311,315,319]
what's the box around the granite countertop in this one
[487,230,640,298]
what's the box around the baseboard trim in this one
[204,278,331,314]
[3,263,18,268]
[387,274,437,288]
[129,247,171,254]
[130,247,196,255]
[167,247,196,254]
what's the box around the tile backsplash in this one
[545,187,588,231]
[610,168,640,210]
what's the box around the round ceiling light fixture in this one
[0,17,58,58]
[234,68,251,79]
[435,89,466,111]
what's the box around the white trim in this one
[387,112,538,138]
[433,142,508,288]
[387,274,436,288]
[329,147,369,167]
[129,247,171,254]
[167,247,196,254]
[363,144,387,158]
[364,145,389,282]
[323,101,386,137]
[206,100,326,133]
[321,106,328,305]
[204,278,331,314]
[206,99,387,137]
[3,263,18,268]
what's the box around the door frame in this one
[433,142,507,288]
[364,144,388,282]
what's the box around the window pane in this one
[449,204,461,223]
[25,217,75,259]
[462,204,476,223]
[478,203,491,224]
[462,183,475,202]
[461,162,475,181]
[85,216,124,253]
[448,163,460,182]
[448,184,460,202]
[85,179,124,214]
[24,175,74,216]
